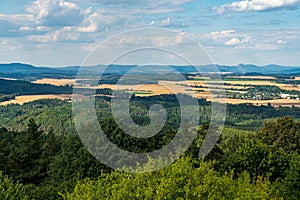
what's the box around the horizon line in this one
[0,62,299,68]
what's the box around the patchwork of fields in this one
[76,76,300,107]
[1,76,299,107]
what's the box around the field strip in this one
[33,78,80,86]
[186,80,299,91]
[0,94,72,106]
[225,76,277,80]
[208,98,300,107]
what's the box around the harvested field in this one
[76,81,195,96]
[183,82,249,90]
[33,78,79,86]
[223,80,278,85]
[74,79,299,107]
[226,76,276,80]
[188,76,210,80]
[280,85,300,91]
[0,94,72,106]
[209,98,300,107]
[203,80,299,91]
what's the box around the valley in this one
[0,64,299,199]
[2,72,297,107]
[2,0,300,199]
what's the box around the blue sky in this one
[0,0,300,66]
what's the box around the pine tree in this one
[7,118,43,184]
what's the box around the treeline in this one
[0,94,15,102]
[0,119,109,199]
[0,96,299,134]
[0,79,72,95]
[0,116,299,199]
[248,85,300,96]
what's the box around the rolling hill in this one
[0,63,299,79]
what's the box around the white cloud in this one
[205,30,236,40]
[72,0,189,15]
[77,12,123,33]
[92,31,190,50]
[0,14,35,37]
[86,0,192,7]
[28,29,79,42]
[19,26,35,31]
[0,0,187,42]
[0,39,22,50]
[215,0,300,14]
[26,0,85,26]
[159,17,188,28]
[36,26,52,31]
[202,30,256,49]
[0,0,133,43]
[202,28,300,52]
[225,35,253,46]
[146,0,193,8]
[277,39,286,44]
[225,37,241,46]
[161,17,171,26]
[0,14,34,24]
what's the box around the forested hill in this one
[0,96,299,135]
[0,113,299,199]
[0,79,72,95]
[0,63,75,74]
[1,63,300,80]
[0,94,299,199]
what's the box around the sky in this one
[0,0,300,67]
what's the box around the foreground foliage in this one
[64,158,272,200]
[0,97,299,199]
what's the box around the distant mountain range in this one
[0,63,299,78]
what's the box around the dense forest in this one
[0,79,72,97]
[0,79,112,103]
[0,96,298,134]
[0,95,299,199]
[0,94,16,102]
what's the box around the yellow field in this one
[76,81,194,96]
[226,76,276,80]
[33,78,79,86]
[188,76,210,80]
[0,94,72,106]
[225,81,300,91]
[280,85,300,91]
[194,80,300,92]
[31,78,299,107]
[209,98,300,107]
[183,82,249,90]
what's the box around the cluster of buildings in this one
[232,91,299,100]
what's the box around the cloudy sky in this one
[0,0,300,66]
